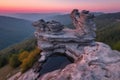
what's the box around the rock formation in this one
[33,9,97,64]
[9,9,120,80]
[71,9,96,37]
[40,42,120,80]
[33,9,120,80]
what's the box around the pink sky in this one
[0,0,120,13]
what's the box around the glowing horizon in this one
[0,0,120,13]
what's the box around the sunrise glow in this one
[0,0,120,13]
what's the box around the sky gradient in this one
[0,0,120,13]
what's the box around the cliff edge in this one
[9,9,120,80]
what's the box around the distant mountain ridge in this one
[0,13,60,21]
[0,16,34,50]
[0,12,103,24]
[51,14,71,25]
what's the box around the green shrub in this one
[9,54,21,68]
[0,38,37,68]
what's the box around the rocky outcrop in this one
[32,9,120,80]
[8,70,39,80]
[71,9,96,37]
[9,42,120,80]
[39,42,120,80]
[9,9,120,80]
[33,9,96,64]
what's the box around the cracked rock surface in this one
[39,42,120,80]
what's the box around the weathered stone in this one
[33,19,64,33]
[40,42,120,80]
[33,19,49,32]
[32,10,97,63]
[71,9,96,38]
[35,9,120,80]
[47,20,64,33]
[9,9,120,80]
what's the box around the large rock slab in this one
[39,42,120,80]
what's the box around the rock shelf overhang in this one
[33,9,96,63]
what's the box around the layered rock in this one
[71,9,96,37]
[33,9,120,80]
[33,9,97,64]
[9,9,120,80]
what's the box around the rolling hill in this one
[52,14,72,25]
[95,12,120,50]
[0,16,34,50]
[0,13,60,21]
